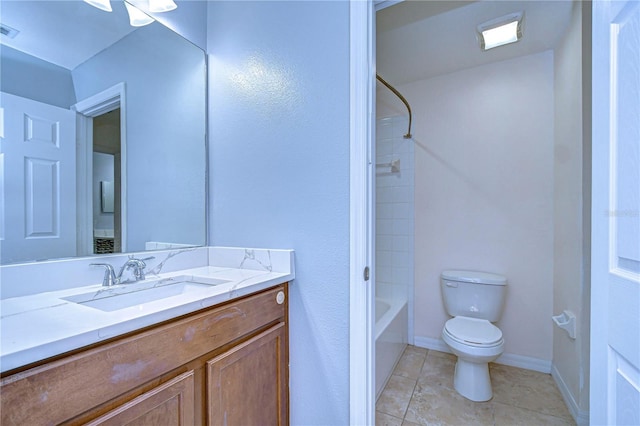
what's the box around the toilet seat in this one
[444,316,503,347]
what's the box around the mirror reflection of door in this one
[92,108,121,254]
[0,92,77,264]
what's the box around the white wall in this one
[206,2,351,424]
[552,2,589,422]
[409,51,555,364]
[0,46,76,108]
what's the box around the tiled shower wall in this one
[376,115,415,343]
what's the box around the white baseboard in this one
[496,352,551,374]
[413,335,551,373]
[414,335,451,354]
[551,364,589,426]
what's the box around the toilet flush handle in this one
[445,281,458,288]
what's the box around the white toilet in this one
[440,270,507,402]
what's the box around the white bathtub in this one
[375,297,408,399]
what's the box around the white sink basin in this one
[63,276,230,312]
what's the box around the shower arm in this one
[376,74,412,139]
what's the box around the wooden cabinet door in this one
[207,323,288,426]
[86,371,195,426]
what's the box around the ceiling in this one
[376,0,575,85]
[0,1,137,70]
[2,0,575,78]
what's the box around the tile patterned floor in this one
[376,346,576,426]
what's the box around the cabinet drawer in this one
[1,285,286,425]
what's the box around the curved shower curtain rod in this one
[376,74,412,139]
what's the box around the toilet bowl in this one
[441,316,504,401]
[440,270,508,402]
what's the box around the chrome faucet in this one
[90,263,118,287]
[91,256,155,286]
[118,256,154,282]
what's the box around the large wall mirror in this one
[0,0,207,265]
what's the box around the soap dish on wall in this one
[552,310,576,339]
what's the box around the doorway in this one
[74,82,127,257]
[92,108,121,254]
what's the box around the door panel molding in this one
[591,1,640,424]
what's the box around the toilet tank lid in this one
[441,270,507,286]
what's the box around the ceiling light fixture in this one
[124,2,155,27]
[82,0,112,12]
[83,1,178,27]
[477,12,524,51]
[148,0,178,13]
[0,23,20,39]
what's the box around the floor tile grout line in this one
[492,400,575,424]
[377,344,424,422]
[376,410,404,425]
[401,349,428,423]
[401,373,420,423]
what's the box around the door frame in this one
[349,0,375,424]
[73,82,127,255]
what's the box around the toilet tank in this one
[440,270,507,322]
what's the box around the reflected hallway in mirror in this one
[93,108,121,255]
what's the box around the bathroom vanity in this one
[0,247,294,425]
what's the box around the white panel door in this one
[0,92,76,264]
[591,1,640,424]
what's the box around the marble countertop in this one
[0,247,294,373]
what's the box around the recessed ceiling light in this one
[477,12,524,51]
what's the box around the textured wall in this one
[206,2,351,424]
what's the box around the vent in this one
[0,23,20,39]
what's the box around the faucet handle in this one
[91,263,117,287]
[133,256,155,280]
[138,256,155,267]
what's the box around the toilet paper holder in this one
[552,310,576,340]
